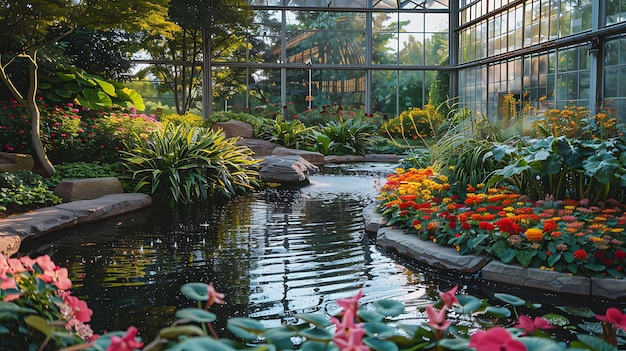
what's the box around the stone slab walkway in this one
[0,193,151,257]
[362,203,626,300]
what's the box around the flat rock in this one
[271,146,324,165]
[589,277,626,300]
[53,177,124,202]
[481,261,592,296]
[377,226,492,273]
[256,155,319,183]
[55,193,152,224]
[236,138,277,156]
[324,155,366,163]
[0,193,151,257]
[212,119,254,139]
[0,152,34,172]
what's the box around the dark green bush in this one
[120,124,260,206]
[0,171,61,214]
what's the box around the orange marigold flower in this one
[543,220,559,233]
[524,228,544,241]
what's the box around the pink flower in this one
[333,322,369,351]
[206,282,225,307]
[439,285,459,309]
[426,305,451,331]
[60,291,93,323]
[596,308,626,330]
[106,326,144,351]
[514,315,556,335]
[336,289,363,316]
[469,327,526,351]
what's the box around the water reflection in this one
[18,163,445,339]
[18,163,620,343]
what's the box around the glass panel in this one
[371,70,398,115]
[399,70,426,109]
[399,33,424,65]
[425,32,449,65]
[285,11,366,65]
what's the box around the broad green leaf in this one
[301,341,339,351]
[363,322,396,338]
[169,337,237,351]
[56,72,75,81]
[486,306,511,318]
[358,309,385,322]
[363,337,398,351]
[372,299,404,317]
[159,325,206,338]
[25,315,52,338]
[541,313,570,327]
[180,282,210,301]
[493,293,526,306]
[454,295,482,314]
[574,334,618,351]
[299,327,333,341]
[519,336,566,350]
[175,308,217,323]
[296,313,332,327]
[263,327,298,350]
[94,78,117,96]
[437,338,471,350]
[227,317,266,339]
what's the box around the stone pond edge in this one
[0,193,152,257]
[362,203,626,300]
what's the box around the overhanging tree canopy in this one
[0,0,178,176]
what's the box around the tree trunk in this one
[26,49,55,177]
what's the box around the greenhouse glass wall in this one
[215,0,626,121]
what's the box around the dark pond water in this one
[17,163,625,343]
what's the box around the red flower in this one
[106,326,144,351]
[543,220,558,233]
[479,221,495,231]
[439,285,459,309]
[615,250,626,260]
[514,315,556,336]
[595,308,626,330]
[573,249,588,260]
[426,305,451,331]
[469,327,526,351]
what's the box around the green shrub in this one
[313,117,374,155]
[0,171,61,214]
[42,162,121,190]
[119,124,260,206]
[257,115,317,150]
[161,112,203,126]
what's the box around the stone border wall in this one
[362,203,626,300]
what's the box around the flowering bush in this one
[2,253,624,350]
[376,167,626,278]
[530,105,624,140]
[0,253,95,350]
[380,104,443,141]
[0,99,161,164]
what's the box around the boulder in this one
[0,152,34,172]
[212,119,254,139]
[271,146,325,165]
[53,177,124,202]
[236,138,277,156]
[256,155,319,183]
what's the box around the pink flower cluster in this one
[0,253,72,300]
[0,253,96,341]
[331,289,369,351]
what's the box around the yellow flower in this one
[524,228,544,241]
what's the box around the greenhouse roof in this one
[249,0,449,10]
